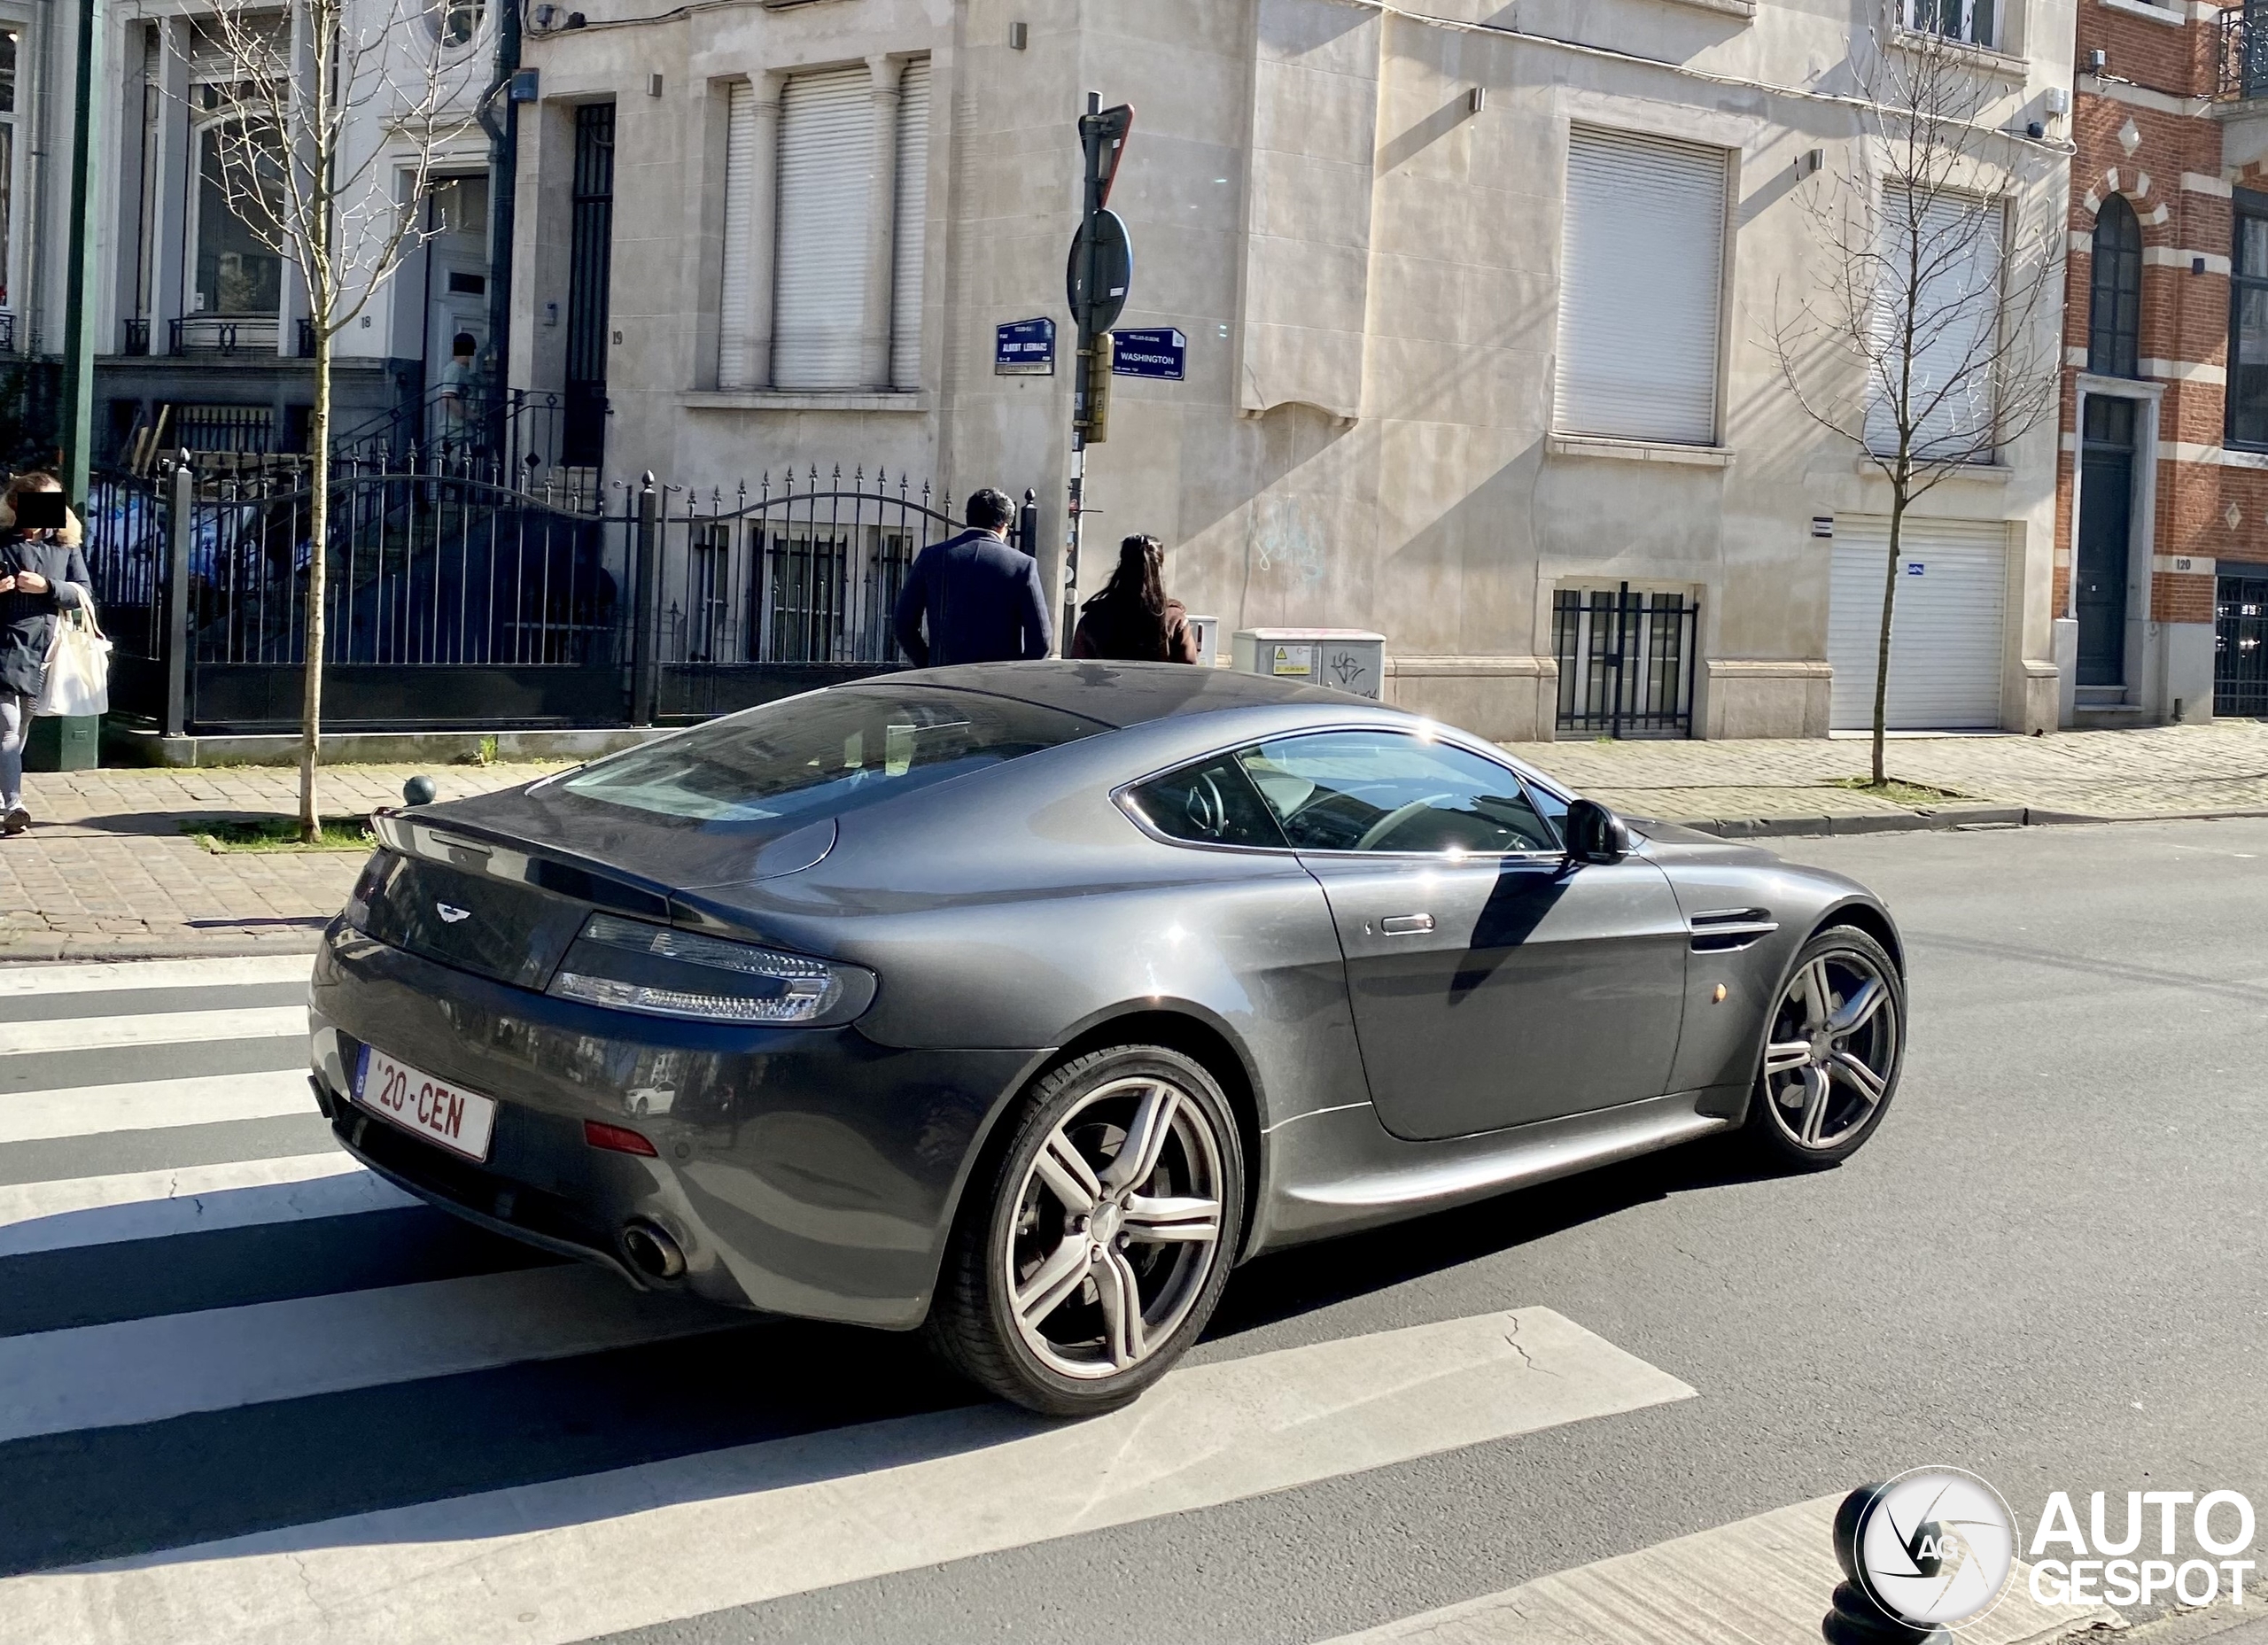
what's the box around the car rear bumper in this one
[309,922,1042,1329]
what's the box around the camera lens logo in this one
[1847,1470,2017,1627]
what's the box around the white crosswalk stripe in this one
[0,955,1708,1645]
[0,956,314,997]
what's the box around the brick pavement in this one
[4,725,2267,960]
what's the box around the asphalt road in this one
[617,817,2268,1642]
[4,819,2264,1644]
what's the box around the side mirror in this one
[1563,797,1631,865]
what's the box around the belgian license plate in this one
[354,1045,498,1163]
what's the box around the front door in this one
[1237,730,1689,1143]
[2078,396,2137,688]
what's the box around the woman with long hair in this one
[0,472,92,836]
[1070,534,1200,663]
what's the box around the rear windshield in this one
[555,686,1107,825]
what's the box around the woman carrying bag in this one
[0,473,94,837]
[1070,534,1201,664]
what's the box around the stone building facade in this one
[2057,0,2268,726]
[508,2,2082,737]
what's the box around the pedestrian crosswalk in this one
[0,954,1728,1645]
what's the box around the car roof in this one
[868,661,1365,730]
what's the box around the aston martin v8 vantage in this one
[307,663,1906,1415]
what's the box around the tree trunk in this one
[1872,479,1906,788]
[300,325,330,842]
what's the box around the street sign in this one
[1066,209,1132,338]
[1081,102,1135,209]
[1111,327,1184,380]
[995,317,1056,376]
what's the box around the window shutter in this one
[889,57,931,392]
[1555,127,1728,445]
[773,66,871,391]
[718,79,757,390]
[1866,191,2003,462]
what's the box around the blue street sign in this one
[1110,327,1185,380]
[995,317,1056,376]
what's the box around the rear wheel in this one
[927,1045,1244,1416]
[1745,927,1905,1169]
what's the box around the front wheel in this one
[926,1045,1245,1417]
[1745,926,1905,1169]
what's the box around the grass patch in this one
[1823,776,1969,808]
[187,815,377,853]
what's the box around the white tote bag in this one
[34,603,113,718]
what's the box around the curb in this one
[1679,805,2268,840]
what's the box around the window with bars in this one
[2230,190,2268,448]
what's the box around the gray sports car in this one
[307,663,1905,1415]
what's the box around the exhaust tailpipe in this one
[621,1219,687,1281]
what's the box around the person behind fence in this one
[1070,533,1200,664]
[439,331,479,453]
[893,487,1052,668]
[0,473,91,838]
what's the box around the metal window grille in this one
[1553,584,1699,738]
[2218,574,2268,717]
[563,104,616,469]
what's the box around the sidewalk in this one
[0,763,555,961]
[3,722,2265,961]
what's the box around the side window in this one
[1125,755,1287,850]
[1236,732,1559,855]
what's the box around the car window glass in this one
[1236,732,1559,855]
[557,687,1106,826]
[1126,755,1286,850]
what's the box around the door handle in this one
[1379,914,1435,935]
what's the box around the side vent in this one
[1689,908,1778,953]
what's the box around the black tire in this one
[926,1044,1246,1417]
[1744,925,1906,1171]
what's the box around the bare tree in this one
[187,0,481,836]
[1772,29,2066,782]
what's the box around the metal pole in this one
[59,0,106,499]
[480,6,521,456]
[1063,91,1102,652]
[164,459,192,738]
[631,471,660,726]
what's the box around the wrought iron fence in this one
[1552,584,1699,738]
[2218,574,2268,717]
[330,385,569,477]
[2218,5,2268,99]
[78,454,976,734]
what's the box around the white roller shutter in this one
[717,80,757,390]
[889,58,930,392]
[1555,128,1728,446]
[773,66,871,390]
[1829,516,2008,730]
[1865,190,2004,461]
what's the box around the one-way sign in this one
[1111,328,1185,380]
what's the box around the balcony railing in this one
[2218,6,2268,100]
[121,317,151,355]
[0,311,14,355]
[169,315,282,356]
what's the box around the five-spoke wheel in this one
[1748,926,1905,1167]
[928,1045,1244,1416]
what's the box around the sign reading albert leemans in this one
[995,317,1057,376]
[1110,327,1185,380]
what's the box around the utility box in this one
[1232,628,1386,699]
[1185,614,1222,670]
[26,715,100,772]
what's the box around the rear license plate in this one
[354,1044,498,1163]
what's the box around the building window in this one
[193,120,284,317]
[1553,126,1728,446]
[719,58,930,392]
[429,0,483,46]
[1866,190,2004,462]
[1907,0,1997,49]
[0,27,17,314]
[2229,190,2268,447]
[2087,196,2142,379]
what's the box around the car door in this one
[1237,730,1689,1143]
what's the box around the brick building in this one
[2061,0,2268,725]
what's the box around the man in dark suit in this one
[894,488,1052,668]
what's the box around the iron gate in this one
[1552,583,1699,738]
[2218,574,2268,718]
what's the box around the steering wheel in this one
[1182,774,1229,839]
[1355,796,1448,852]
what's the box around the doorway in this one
[563,103,615,469]
[423,175,489,453]
[2077,396,2137,688]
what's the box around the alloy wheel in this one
[1761,948,1899,1152]
[1002,1075,1226,1380]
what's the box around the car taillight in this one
[547,912,874,1027]
[584,1119,658,1157]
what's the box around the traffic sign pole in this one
[1063,93,1133,649]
